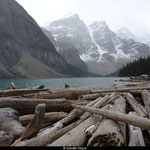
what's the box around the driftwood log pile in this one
[0,82,150,147]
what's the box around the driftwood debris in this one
[72,104,150,130]
[124,93,147,118]
[0,88,49,97]
[92,86,150,94]
[0,98,89,115]
[49,105,110,146]
[31,85,45,90]
[21,104,46,140]
[87,96,126,146]
[19,112,68,126]
[142,90,150,118]
[128,112,145,146]
[10,82,17,90]
[0,108,24,139]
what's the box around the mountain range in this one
[0,0,150,78]
[0,0,97,79]
[43,14,150,75]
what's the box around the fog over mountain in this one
[16,0,150,33]
[43,14,150,75]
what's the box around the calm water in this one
[0,77,133,90]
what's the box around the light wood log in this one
[49,105,110,146]
[87,96,126,146]
[21,104,46,140]
[15,98,99,146]
[92,86,150,94]
[0,88,49,97]
[10,82,17,89]
[19,112,68,126]
[0,98,89,115]
[123,93,147,118]
[0,108,24,139]
[142,90,150,118]
[78,93,101,100]
[0,130,14,146]
[128,112,145,146]
[72,104,150,130]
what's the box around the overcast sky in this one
[16,0,150,33]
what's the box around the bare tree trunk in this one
[0,89,49,97]
[128,112,145,146]
[92,86,150,94]
[21,104,46,140]
[87,96,126,146]
[0,98,89,115]
[19,112,68,126]
[72,104,150,130]
[142,90,150,118]
[123,93,147,118]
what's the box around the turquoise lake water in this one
[0,77,133,90]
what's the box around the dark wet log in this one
[92,86,150,94]
[15,98,99,146]
[0,88,49,97]
[0,131,14,146]
[87,96,126,146]
[0,108,24,139]
[142,90,150,118]
[123,93,147,118]
[128,112,145,146]
[31,85,45,90]
[0,98,89,115]
[72,104,150,130]
[21,104,46,140]
[19,112,68,126]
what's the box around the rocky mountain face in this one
[42,28,88,71]
[44,14,150,75]
[0,0,92,78]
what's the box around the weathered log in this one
[33,89,91,100]
[142,90,150,118]
[92,86,150,94]
[123,93,147,118]
[0,88,49,97]
[78,93,101,100]
[72,104,150,130]
[128,112,145,146]
[15,98,99,146]
[0,108,24,139]
[21,104,46,140]
[19,112,68,126]
[80,95,109,119]
[0,130,14,146]
[87,96,126,146]
[0,98,89,115]
[49,105,110,146]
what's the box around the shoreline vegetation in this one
[0,81,150,146]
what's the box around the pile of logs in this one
[0,82,150,147]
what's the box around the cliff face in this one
[0,0,90,78]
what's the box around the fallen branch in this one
[72,104,150,130]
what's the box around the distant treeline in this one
[119,56,150,77]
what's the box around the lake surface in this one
[0,77,134,90]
